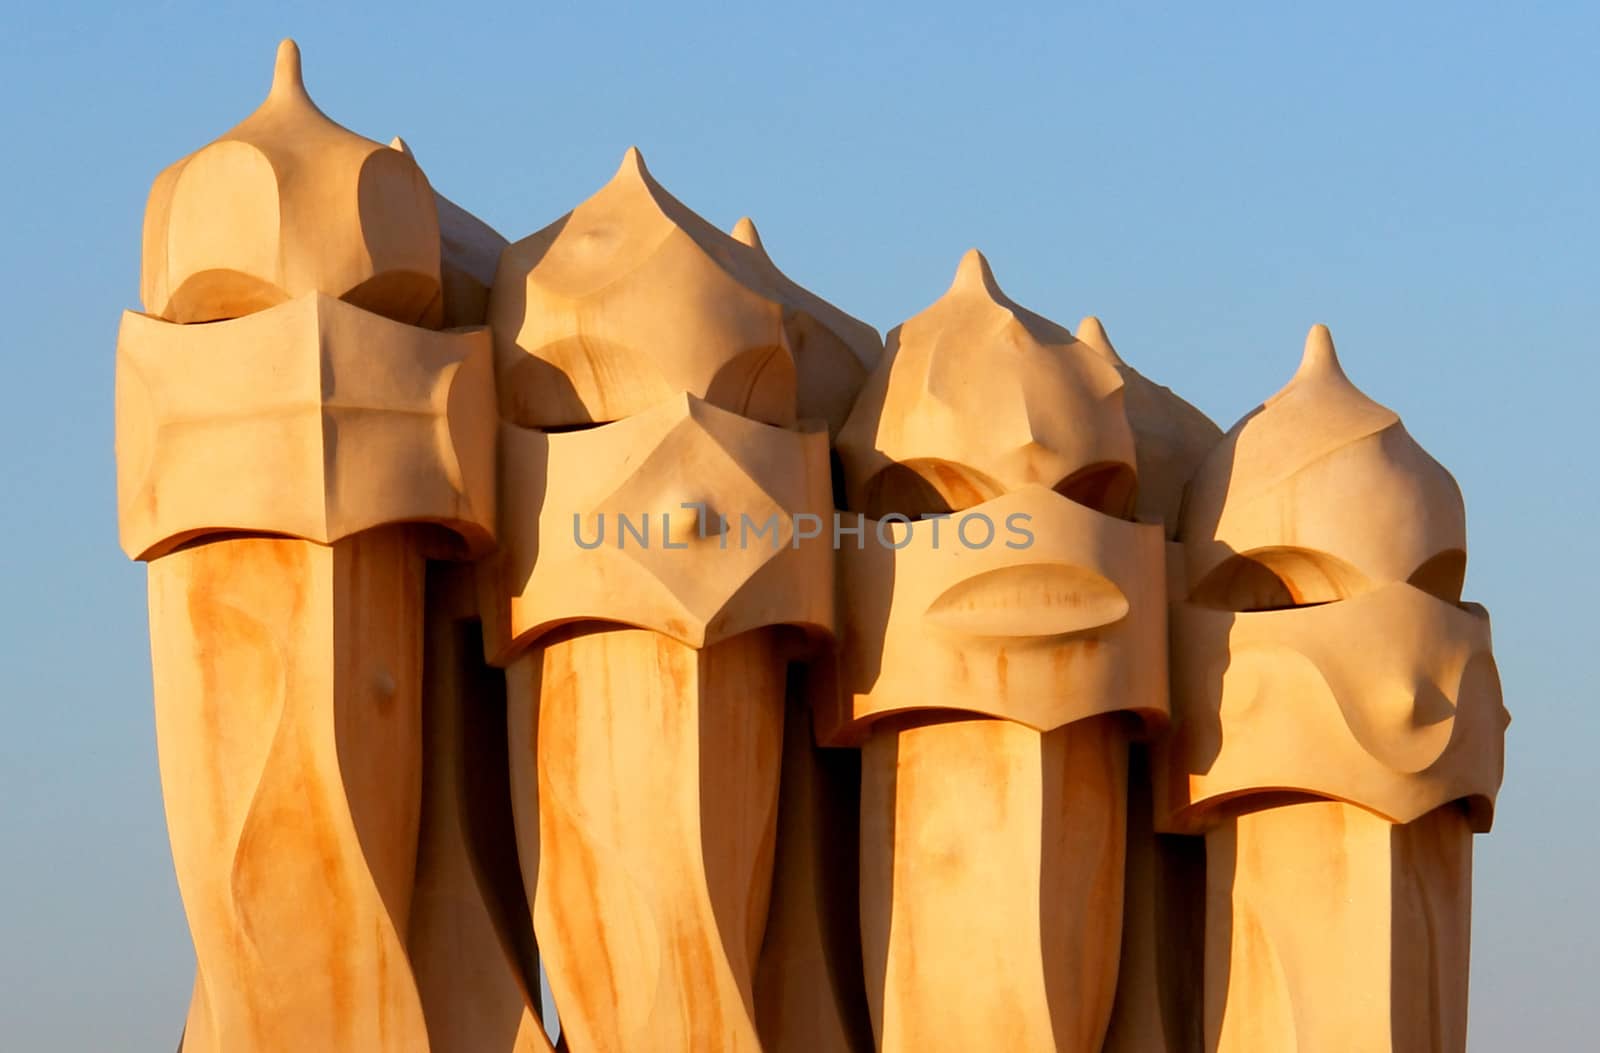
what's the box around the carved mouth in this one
[924,563,1129,638]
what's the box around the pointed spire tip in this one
[1076,315,1125,363]
[270,39,308,102]
[1297,323,1341,377]
[617,145,649,178]
[951,248,996,293]
[731,215,764,250]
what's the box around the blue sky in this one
[1,2,1594,1047]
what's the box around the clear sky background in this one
[1,2,1594,1048]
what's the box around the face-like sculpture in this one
[1158,327,1508,832]
[481,159,882,662]
[824,250,1168,744]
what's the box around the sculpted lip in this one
[924,563,1129,638]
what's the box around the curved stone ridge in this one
[731,215,882,436]
[1074,315,1222,536]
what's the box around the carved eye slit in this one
[342,270,444,328]
[859,460,1002,520]
[1053,462,1138,519]
[1408,549,1466,604]
[540,420,609,433]
[163,270,291,324]
[163,269,446,329]
[1190,546,1371,612]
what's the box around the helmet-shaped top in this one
[141,40,443,327]
[1183,325,1467,608]
[837,250,1135,518]
[491,148,804,428]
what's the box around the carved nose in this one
[665,500,720,545]
[1361,679,1457,774]
[1409,680,1458,730]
